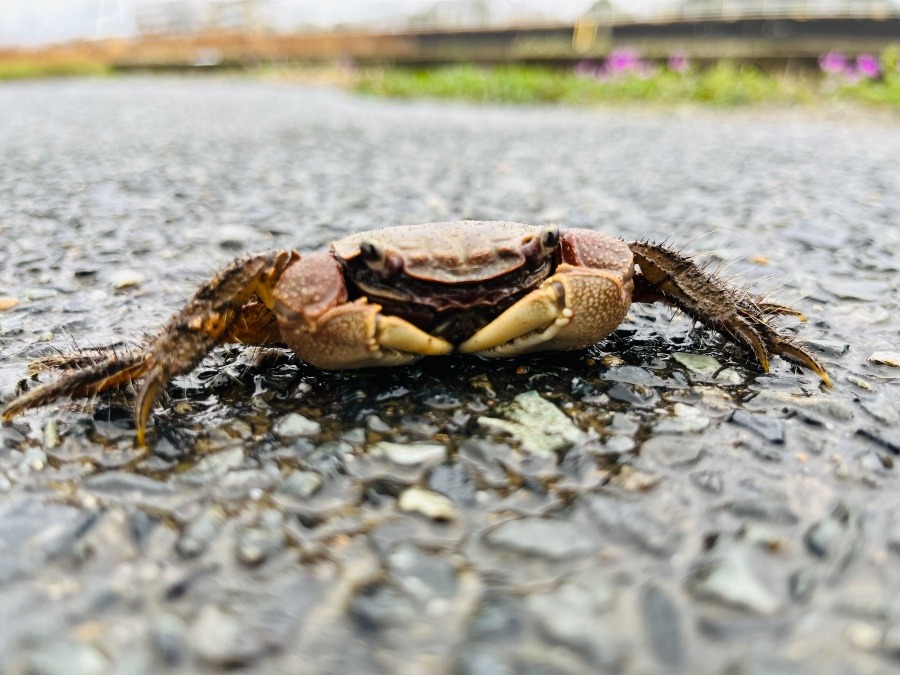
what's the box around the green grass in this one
[356,61,900,107]
[829,48,900,106]
[0,60,112,81]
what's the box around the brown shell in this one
[331,221,545,284]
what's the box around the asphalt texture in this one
[0,77,899,674]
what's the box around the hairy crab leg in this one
[629,241,832,387]
[2,250,298,445]
[1,351,152,422]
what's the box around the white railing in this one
[635,0,900,22]
[384,0,900,32]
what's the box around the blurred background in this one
[2,2,900,675]
[1,0,899,105]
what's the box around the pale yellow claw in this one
[376,315,454,357]
[458,284,563,355]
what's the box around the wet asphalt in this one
[0,77,899,673]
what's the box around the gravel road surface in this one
[0,78,899,674]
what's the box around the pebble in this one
[398,487,456,521]
[673,352,721,377]
[641,584,683,668]
[25,288,60,300]
[456,646,516,675]
[844,621,883,652]
[805,517,842,558]
[109,269,146,289]
[387,544,458,599]
[427,461,477,505]
[42,419,61,450]
[605,382,658,406]
[277,470,323,499]
[0,296,19,310]
[348,581,416,630]
[483,518,595,560]
[805,338,849,356]
[887,510,900,555]
[153,613,188,666]
[641,436,704,466]
[478,390,583,455]
[82,471,176,497]
[715,367,745,385]
[469,593,523,640]
[691,470,724,494]
[24,641,109,675]
[654,403,710,434]
[730,409,785,444]
[273,412,321,438]
[190,605,261,666]
[373,441,447,466]
[176,447,246,485]
[585,494,677,555]
[176,508,225,559]
[237,523,286,566]
[884,624,900,659]
[215,224,264,250]
[602,365,668,387]
[868,351,900,367]
[847,374,873,390]
[788,569,816,603]
[601,434,636,455]
[528,590,623,669]
[686,543,782,615]
[859,397,900,425]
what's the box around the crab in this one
[1,221,831,445]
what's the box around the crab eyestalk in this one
[522,226,560,264]
[359,240,404,279]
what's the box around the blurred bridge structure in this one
[3,0,899,72]
[115,0,900,70]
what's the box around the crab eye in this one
[359,240,403,278]
[541,226,560,251]
[359,241,385,266]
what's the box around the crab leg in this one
[2,251,298,445]
[0,351,152,423]
[629,241,832,387]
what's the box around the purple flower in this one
[668,52,690,73]
[818,52,847,75]
[605,48,641,75]
[856,54,880,79]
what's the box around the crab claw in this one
[376,314,454,358]
[458,264,632,357]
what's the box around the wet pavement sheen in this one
[0,78,899,673]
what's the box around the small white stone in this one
[715,368,744,385]
[673,403,702,417]
[845,622,882,652]
[674,352,721,376]
[868,351,900,368]
[274,413,321,438]
[398,487,456,521]
[373,442,447,466]
[111,269,146,289]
